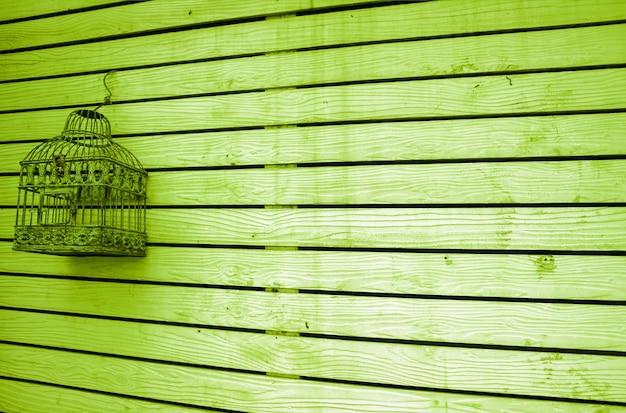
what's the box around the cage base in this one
[14,225,146,257]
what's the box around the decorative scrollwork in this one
[14,226,146,256]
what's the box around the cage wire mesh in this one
[14,109,147,256]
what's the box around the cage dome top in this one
[22,109,144,171]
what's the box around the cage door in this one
[38,188,77,225]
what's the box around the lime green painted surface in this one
[1,1,625,411]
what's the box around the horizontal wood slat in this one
[2,160,625,206]
[2,309,625,402]
[1,276,625,351]
[2,207,626,251]
[0,378,210,413]
[0,0,123,23]
[3,343,623,412]
[143,207,626,251]
[1,242,626,300]
[148,160,626,205]
[1,0,624,82]
[0,0,387,52]
[1,68,625,142]
[2,112,626,170]
[2,23,625,112]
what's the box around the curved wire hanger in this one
[93,70,116,111]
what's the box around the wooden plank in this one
[148,160,626,205]
[0,0,122,23]
[2,382,618,413]
[101,68,626,134]
[0,0,387,52]
[142,207,626,251]
[3,23,626,112]
[0,178,18,205]
[2,310,625,402]
[2,206,626,251]
[1,68,625,142]
[1,276,625,351]
[1,112,625,169]
[1,0,625,82]
[3,159,624,206]
[1,241,626,301]
[2,344,623,412]
[0,378,209,413]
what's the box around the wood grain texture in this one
[1,241,626,300]
[2,380,619,413]
[0,344,623,406]
[1,0,624,81]
[2,160,625,206]
[148,160,626,205]
[147,207,626,251]
[0,378,209,413]
[0,343,433,413]
[0,178,17,205]
[0,0,122,22]
[3,2,626,411]
[0,0,386,51]
[2,310,625,402]
[2,112,625,169]
[2,276,625,351]
[7,111,626,164]
[2,23,625,112]
[1,68,625,141]
[2,206,626,251]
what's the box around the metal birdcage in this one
[14,109,147,256]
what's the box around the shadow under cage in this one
[14,109,147,256]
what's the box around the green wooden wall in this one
[1,1,626,411]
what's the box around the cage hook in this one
[94,70,116,111]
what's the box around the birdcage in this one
[14,109,147,256]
